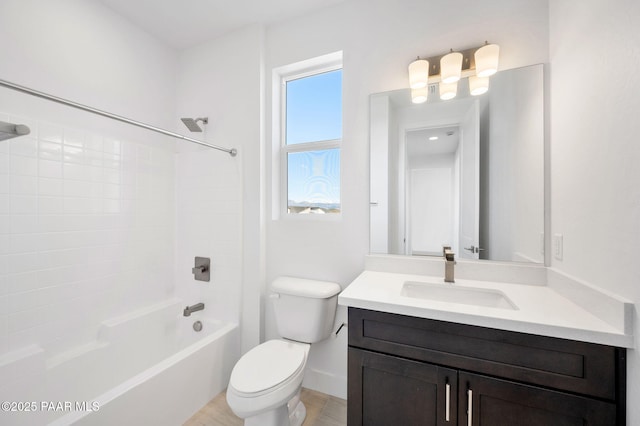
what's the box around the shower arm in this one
[0,78,237,157]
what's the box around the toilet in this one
[226,276,341,426]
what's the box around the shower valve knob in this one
[192,265,207,274]
[192,257,211,282]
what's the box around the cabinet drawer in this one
[348,308,625,401]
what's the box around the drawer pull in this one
[467,389,473,426]
[445,383,451,421]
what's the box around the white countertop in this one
[339,270,634,348]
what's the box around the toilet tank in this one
[271,276,341,343]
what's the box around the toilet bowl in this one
[226,276,341,426]
[227,340,310,426]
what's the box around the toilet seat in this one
[229,340,308,397]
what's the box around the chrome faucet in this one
[443,246,455,283]
[183,303,205,317]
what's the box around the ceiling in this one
[97,0,347,49]
[407,126,460,157]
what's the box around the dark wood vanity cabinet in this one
[347,308,626,426]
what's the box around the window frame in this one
[276,55,343,219]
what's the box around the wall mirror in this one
[370,64,544,263]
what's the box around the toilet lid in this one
[230,340,306,394]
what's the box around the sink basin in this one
[401,281,518,310]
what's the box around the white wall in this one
[174,25,265,355]
[485,65,544,262]
[263,0,549,398]
[0,0,177,379]
[549,0,640,422]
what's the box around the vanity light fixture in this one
[407,42,499,101]
[439,81,458,100]
[408,57,429,89]
[474,42,500,78]
[469,75,489,96]
[440,50,463,84]
[411,86,428,104]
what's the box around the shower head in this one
[181,117,208,132]
[0,120,30,141]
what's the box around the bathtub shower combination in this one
[0,78,240,425]
[2,300,238,425]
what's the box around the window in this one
[277,54,342,216]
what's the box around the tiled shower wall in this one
[0,112,176,359]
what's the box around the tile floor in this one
[184,388,347,426]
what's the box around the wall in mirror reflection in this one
[370,64,544,263]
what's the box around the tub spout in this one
[183,303,205,317]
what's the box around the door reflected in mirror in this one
[370,64,544,263]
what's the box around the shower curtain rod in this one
[0,78,237,157]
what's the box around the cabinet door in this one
[459,372,617,426]
[349,348,457,426]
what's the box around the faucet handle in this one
[442,246,455,261]
[443,246,455,261]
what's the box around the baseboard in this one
[302,368,347,400]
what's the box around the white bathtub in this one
[0,299,239,426]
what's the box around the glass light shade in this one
[469,75,489,96]
[475,44,500,77]
[411,86,428,104]
[440,51,463,84]
[439,81,457,100]
[408,58,429,89]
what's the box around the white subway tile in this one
[0,153,8,172]
[8,306,46,334]
[9,215,38,234]
[7,253,39,274]
[38,141,63,161]
[9,234,39,254]
[85,134,103,151]
[85,149,103,167]
[63,197,92,214]
[0,175,8,193]
[38,124,64,143]
[39,159,63,178]
[102,183,120,199]
[10,195,37,214]
[0,235,8,255]
[10,175,38,195]
[103,153,122,169]
[103,138,121,154]
[0,195,8,214]
[63,180,92,198]
[102,169,121,184]
[0,217,9,234]
[10,155,38,176]
[103,199,121,214]
[63,145,85,164]
[9,138,38,157]
[8,290,44,313]
[38,215,65,232]
[38,197,64,214]
[63,129,85,147]
[38,178,63,196]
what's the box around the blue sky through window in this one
[286,69,342,209]
[286,69,342,145]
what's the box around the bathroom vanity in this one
[339,257,633,426]
[347,307,624,425]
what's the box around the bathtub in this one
[0,299,239,426]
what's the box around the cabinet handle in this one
[467,389,473,426]
[445,383,451,421]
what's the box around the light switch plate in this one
[553,234,563,260]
